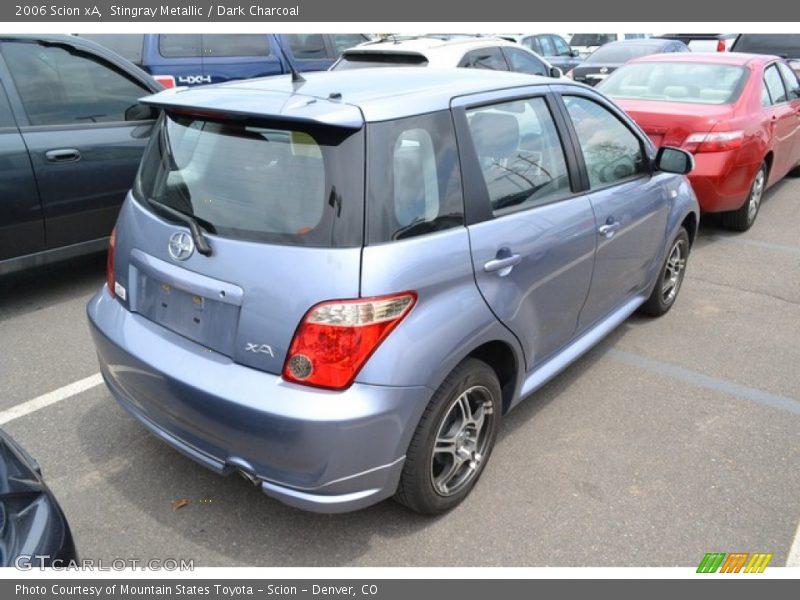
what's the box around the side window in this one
[2,42,152,127]
[764,64,788,104]
[537,36,556,57]
[551,36,572,57]
[367,111,463,242]
[777,61,800,99]
[459,47,508,71]
[625,34,645,40]
[331,34,368,55]
[521,37,539,54]
[467,97,571,216]
[158,34,203,58]
[202,35,270,57]
[78,34,145,64]
[503,48,547,76]
[563,95,647,188]
[0,83,15,128]
[286,34,329,59]
[761,80,773,107]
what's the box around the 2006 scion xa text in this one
[88,68,699,514]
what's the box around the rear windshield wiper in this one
[145,198,213,257]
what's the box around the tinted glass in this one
[460,47,508,70]
[570,34,617,46]
[332,34,369,55]
[521,36,540,53]
[467,97,571,216]
[564,96,647,188]
[503,48,547,76]
[764,64,788,104]
[537,36,555,56]
[600,62,748,104]
[2,42,151,126]
[79,34,144,63]
[587,43,664,63]
[203,35,270,57]
[0,83,15,128]
[287,34,329,59]
[332,53,427,69]
[777,61,800,98]
[159,34,202,58]
[367,111,463,243]
[732,34,800,58]
[552,36,572,57]
[136,113,364,247]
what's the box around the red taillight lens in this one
[682,130,744,153]
[154,75,176,88]
[106,227,116,298]
[282,292,417,390]
[716,39,728,52]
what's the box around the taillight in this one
[716,39,728,52]
[282,292,417,390]
[154,75,176,88]
[682,130,744,153]
[106,227,116,298]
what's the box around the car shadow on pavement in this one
[0,252,106,321]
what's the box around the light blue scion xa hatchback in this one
[87,68,699,515]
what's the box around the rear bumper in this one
[688,150,759,213]
[87,289,431,513]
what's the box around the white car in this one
[568,33,651,58]
[330,35,563,78]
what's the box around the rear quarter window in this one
[367,111,464,243]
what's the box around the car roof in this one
[141,67,558,126]
[627,52,780,66]
[599,38,679,48]
[343,36,520,67]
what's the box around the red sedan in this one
[599,53,800,231]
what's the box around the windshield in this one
[570,34,617,47]
[586,43,664,64]
[600,62,748,104]
[134,112,364,247]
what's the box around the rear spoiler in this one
[139,84,364,130]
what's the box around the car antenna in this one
[275,36,306,84]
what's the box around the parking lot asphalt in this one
[1,178,799,567]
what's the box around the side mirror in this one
[124,103,156,121]
[571,48,580,57]
[549,66,563,79]
[655,146,694,175]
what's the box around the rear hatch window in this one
[732,34,800,58]
[134,112,364,247]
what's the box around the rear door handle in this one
[598,221,621,238]
[45,148,81,163]
[484,253,522,275]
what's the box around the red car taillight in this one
[153,75,176,88]
[716,39,728,52]
[282,292,417,390]
[106,227,116,298]
[682,130,744,153]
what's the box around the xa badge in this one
[245,343,275,357]
[168,231,194,261]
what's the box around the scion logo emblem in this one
[168,232,194,261]
[245,343,275,357]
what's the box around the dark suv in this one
[0,34,161,275]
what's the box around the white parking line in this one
[0,373,103,426]
[788,519,800,566]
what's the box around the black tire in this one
[394,358,502,515]
[721,162,766,232]
[639,227,690,317]
[789,163,800,178]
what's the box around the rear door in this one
[201,34,282,83]
[558,91,670,331]
[0,71,43,262]
[762,62,799,180]
[776,61,800,170]
[0,39,157,249]
[454,87,596,368]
